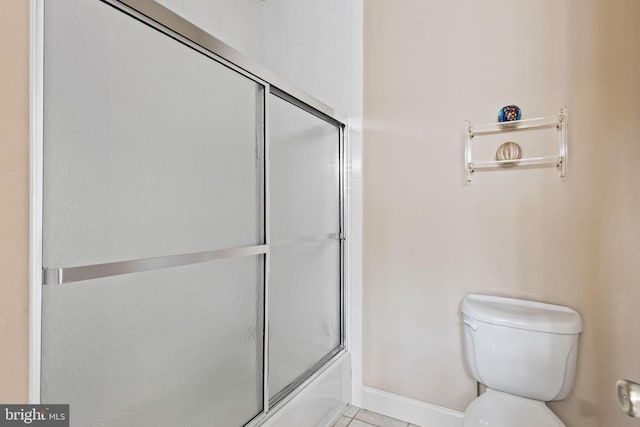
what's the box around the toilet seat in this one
[464,389,566,427]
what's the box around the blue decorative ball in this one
[498,105,522,122]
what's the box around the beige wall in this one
[591,0,640,424]
[0,0,30,403]
[363,1,639,426]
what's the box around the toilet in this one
[461,294,582,427]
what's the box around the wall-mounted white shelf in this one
[464,107,567,182]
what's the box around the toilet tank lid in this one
[461,294,582,334]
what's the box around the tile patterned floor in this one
[332,406,421,427]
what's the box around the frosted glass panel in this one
[43,0,263,267]
[269,95,340,239]
[268,240,341,399]
[41,256,264,427]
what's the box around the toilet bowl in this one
[461,294,582,427]
[464,389,565,427]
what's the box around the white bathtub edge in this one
[260,352,351,427]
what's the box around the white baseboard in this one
[361,387,464,427]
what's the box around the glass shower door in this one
[268,93,343,403]
[41,0,265,425]
[40,0,347,424]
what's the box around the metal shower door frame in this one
[29,0,350,425]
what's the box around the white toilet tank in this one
[461,294,582,402]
